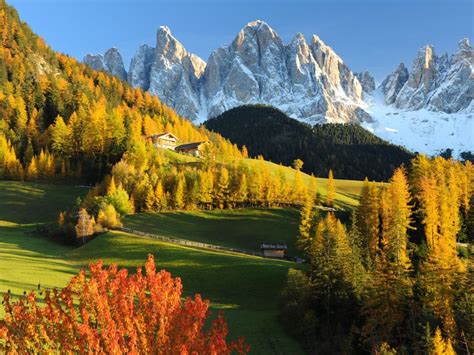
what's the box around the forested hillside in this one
[0,0,239,183]
[283,156,474,353]
[205,105,414,181]
[0,0,325,243]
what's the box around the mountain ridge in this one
[83,21,473,155]
[85,20,370,124]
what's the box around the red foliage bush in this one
[0,255,248,354]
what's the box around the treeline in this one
[205,105,414,181]
[55,150,317,245]
[281,156,474,353]
[0,0,240,183]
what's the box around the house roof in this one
[260,243,288,250]
[175,141,207,150]
[147,132,179,141]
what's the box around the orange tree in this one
[0,255,248,354]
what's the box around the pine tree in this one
[348,212,366,297]
[293,166,305,203]
[174,175,185,210]
[366,182,381,263]
[216,167,230,209]
[297,192,315,252]
[431,327,455,355]
[50,115,71,157]
[107,176,117,195]
[386,168,413,273]
[26,156,38,180]
[235,173,248,206]
[154,181,166,211]
[416,159,464,338]
[144,184,156,211]
[326,169,335,207]
[198,169,214,209]
[308,213,359,351]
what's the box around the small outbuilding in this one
[147,132,179,150]
[260,243,288,259]
[175,141,208,157]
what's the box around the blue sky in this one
[8,0,473,80]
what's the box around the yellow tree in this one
[366,182,381,263]
[154,181,166,211]
[293,159,305,203]
[50,115,71,157]
[386,167,413,272]
[173,174,186,210]
[431,327,455,355]
[297,191,315,253]
[326,169,335,207]
[416,158,464,338]
[75,208,95,245]
[216,167,230,209]
[144,184,156,211]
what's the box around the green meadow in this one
[0,180,306,353]
[0,175,369,353]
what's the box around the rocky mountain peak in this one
[458,37,471,51]
[103,47,127,81]
[83,53,106,71]
[380,39,473,113]
[232,20,284,58]
[128,44,154,90]
[83,48,127,81]
[155,25,189,64]
[355,71,376,94]
[379,63,409,105]
[124,21,368,123]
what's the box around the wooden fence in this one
[113,227,303,263]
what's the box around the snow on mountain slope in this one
[364,89,474,156]
[82,24,473,156]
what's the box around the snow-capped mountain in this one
[202,21,368,123]
[366,38,473,156]
[355,71,376,94]
[84,48,127,81]
[83,22,473,156]
[147,26,206,120]
[85,21,369,124]
[381,38,473,113]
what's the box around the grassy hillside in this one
[0,181,305,353]
[0,181,88,224]
[0,221,78,300]
[124,208,301,256]
[69,231,304,354]
[0,181,88,304]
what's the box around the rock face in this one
[128,44,154,90]
[125,20,368,123]
[381,39,473,113]
[148,26,206,119]
[83,48,127,81]
[380,63,409,104]
[83,53,107,72]
[355,71,375,94]
[83,23,472,126]
[203,22,367,123]
[103,48,127,81]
